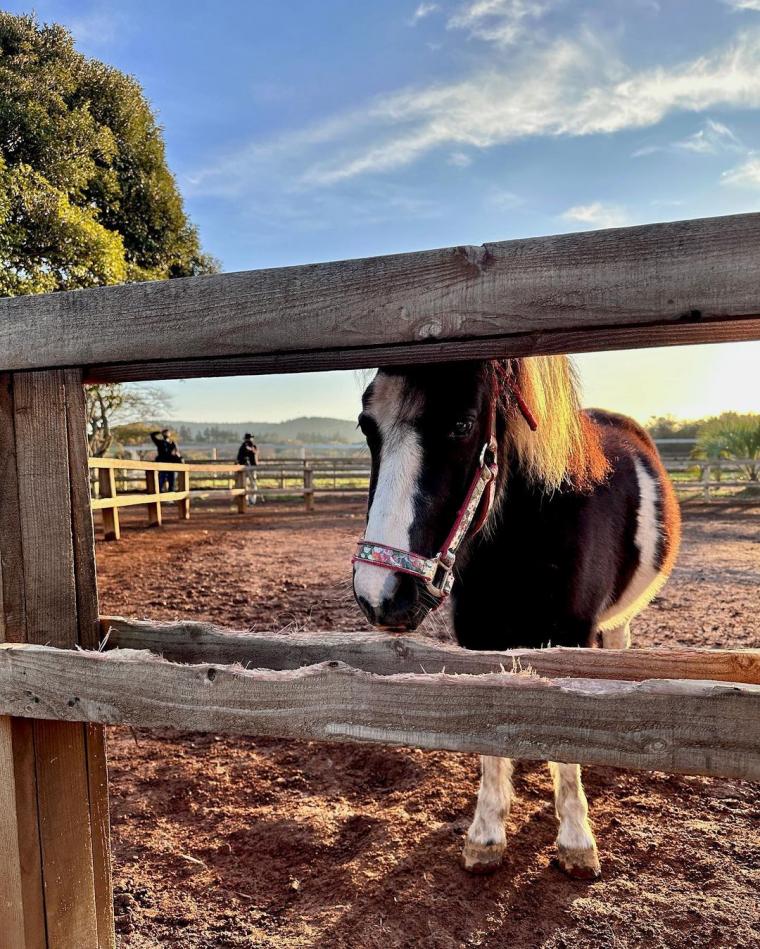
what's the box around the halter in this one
[352,370,537,605]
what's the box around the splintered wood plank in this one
[0,645,758,781]
[0,213,757,379]
[10,371,104,948]
[101,619,760,685]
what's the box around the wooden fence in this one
[90,454,757,541]
[1,212,759,946]
[88,456,371,538]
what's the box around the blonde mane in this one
[499,356,609,492]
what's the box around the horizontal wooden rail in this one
[89,458,247,474]
[0,213,758,381]
[0,642,757,780]
[91,490,188,510]
[101,618,760,684]
[89,456,374,537]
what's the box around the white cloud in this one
[562,202,629,228]
[448,151,473,166]
[448,0,555,46]
[632,119,741,157]
[300,29,760,185]
[675,119,741,153]
[721,155,760,186]
[190,27,760,194]
[490,188,523,209]
[409,3,439,25]
[724,1,760,11]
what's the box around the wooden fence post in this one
[0,370,114,948]
[177,467,191,520]
[145,469,162,527]
[235,469,247,513]
[97,466,120,542]
[304,463,314,512]
[702,463,712,501]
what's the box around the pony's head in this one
[352,357,607,631]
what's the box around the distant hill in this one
[159,416,359,445]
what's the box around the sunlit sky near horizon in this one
[8,0,760,423]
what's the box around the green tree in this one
[696,413,760,482]
[0,12,218,295]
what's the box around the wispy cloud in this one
[724,1,760,11]
[190,26,760,194]
[68,9,129,48]
[676,119,741,153]
[633,119,742,157]
[409,3,439,25]
[447,0,556,46]
[447,151,473,167]
[561,202,629,228]
[490,188,523,210]
[721,155,760,186]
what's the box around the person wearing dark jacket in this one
[151,429,183,491]
[237,433,259,505]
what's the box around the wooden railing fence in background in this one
[89,454,757,541]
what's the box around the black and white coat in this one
[353,357,680,877]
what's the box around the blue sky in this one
[7,0,760,422]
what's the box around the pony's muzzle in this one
[353,571,425,631]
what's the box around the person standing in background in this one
[237,433,259,505]
[151,428,183,491]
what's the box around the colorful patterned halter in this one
[352,370,537,606]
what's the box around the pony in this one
[352,356,680,878]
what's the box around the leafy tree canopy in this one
[0,12,218,296]
[696,413,760,481]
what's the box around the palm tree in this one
[696,414,760,482]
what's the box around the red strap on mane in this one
[492,362,539,432]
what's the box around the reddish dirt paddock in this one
[96,501,759,949]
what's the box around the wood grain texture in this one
[87,315,760,384]
[1,644,758,781]
[2,371,115,948]
[64,371,115,949]
[0,214,757,379]
[0,374,47,948]
[0,716,29,947]
[101,619,760,685]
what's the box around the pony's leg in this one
[601,620,631,649]
[462,756,513,873]
[548,762,601,879]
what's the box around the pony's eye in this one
[450,419,474,438]
[358,413,379,443]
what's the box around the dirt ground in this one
[96,500,759,949]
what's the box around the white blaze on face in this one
[353,375,423,609]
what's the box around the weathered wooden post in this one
[304,463,314,512]
[177,467,191,520]
[97,464,120,542]
[0,370,114,948]
[235,468,247,513]
[702,462,712,501]
[145,468,162,527]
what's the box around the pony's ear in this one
[507,356,609,492]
